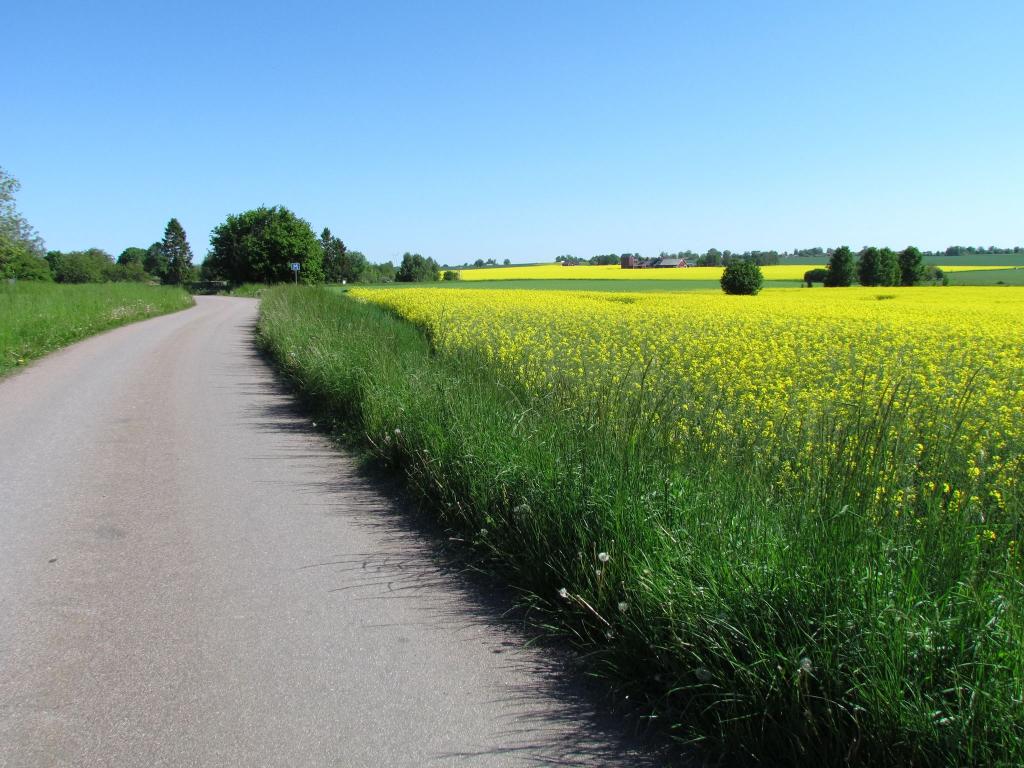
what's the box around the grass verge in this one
[0,282,193,376]
[258,286,1022,767]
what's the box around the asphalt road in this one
[0,297,669,767]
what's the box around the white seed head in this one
[597,552,610,563]
[618,601,629,613]
[557,588,569,599]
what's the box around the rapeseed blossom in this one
[352,285,1022,534]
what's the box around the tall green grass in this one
[0,282,193,375]
[258,286,1022,767]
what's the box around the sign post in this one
[289,262,300,285]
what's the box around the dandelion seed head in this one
[597,552,610,563]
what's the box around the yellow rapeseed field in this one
[353,285,1023,528]
[456,263,1006,281]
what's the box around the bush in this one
[0,240,52,281]
[442,270,461,281]
[720,260,763,295]
[803,268,828,286]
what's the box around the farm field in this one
[0,282,193,376]
[946,267,1024,286]
[455,262,1004,283]
[352,278,729,292]
[458,263,820,281]
[264,284,1023,766]
[777,254,1024,268]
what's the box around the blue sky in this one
[5,1,1022,264]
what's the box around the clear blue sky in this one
[5,0,1022,264]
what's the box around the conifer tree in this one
[161,218,193,285]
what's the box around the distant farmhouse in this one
[620,254,690,269]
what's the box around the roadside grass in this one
[0,282,193,376]
[258,287,1022,767]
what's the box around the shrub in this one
[720,259,763,295]
[803,268,828,286]
[0,240,52,281]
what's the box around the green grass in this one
[258,286,1022,767]
[0,282,194,376]
[946,268,1024,286]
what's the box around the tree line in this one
[818,246,941,287]
[557,244,1022,269]
[1,171,437,286]
[199,205,438,284]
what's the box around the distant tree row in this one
[819,246,942,287]
[2,168,197,286]
[462,257,512,268]
[566,244,1024,269]
[200,206,437,285]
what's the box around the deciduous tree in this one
[720,259,763,295]
[824,245,855,286]
[396,252,440,282]
[207,206,324,284]
[898,246,924,286]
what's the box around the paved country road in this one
[0,297,675,767]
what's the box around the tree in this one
[720,259,763,295]
[107,261,150,282]
[396,252,440,282]
[824,245,855,287]
[118,246,148,267]
[320,227,346,282]
[320,229,368,284]
[0,167,45,257]
[46,248,115,283]
[161,218,194,285]
[207,206,324,284]
[857,247,883,286]
[898,246,924,286]
[143,241,168,281]
[1,239,52,280]
[878,248,899,286]
[363,260,395,283]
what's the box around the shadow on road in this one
[227,328,703,768]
